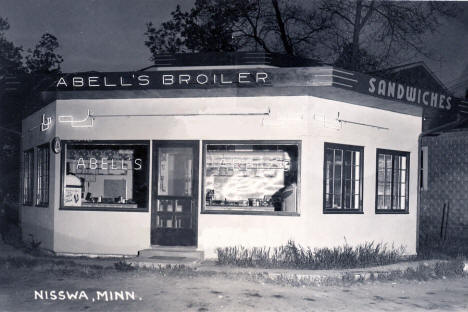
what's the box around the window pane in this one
[64,143,149,209]
[335,149,342,163]
[205,144,298,212]
[400,183,406,196]
[354,151,360,165]
[377,183,384,195]
[400,197,406,210]
[158,147,193,196]
[325,149,333,180]
[344,150,352,167]
[333,194,342,209]
[384,195,391,209]
[378,154,385,170]
[384,183,391,196]
[325,193,332,209]
[344,180,351,208]
[23,150,34,205]
[385,169,392,182]
[401,156,407,169]
[392,195,400,209]
[334,179,342,195]
[377,195,384,209]
[385,155,392,168]
[354,194,360,209]
[36,146,49,206]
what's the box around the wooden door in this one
[151,141,198,246]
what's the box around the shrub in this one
[113,260,135,272]
[216,240,406,270]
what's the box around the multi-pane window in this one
[23,149,34,205]
[376,149,409,213]
[323,143,363,213]
[36,144,50,206]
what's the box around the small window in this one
[203,141,300,215]
[323,143,363,213]
[376,149,409,213]
[36,144,50,206]
[23,149,34,205]
[61,141,149,211]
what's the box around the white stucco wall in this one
[46,95,421,257]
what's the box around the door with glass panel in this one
[151,141,199,246]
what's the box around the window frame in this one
[375,148,410,214]
[35,143,50,207]
[201,140,301,216]
[59,140,150,212]
[323,142,364,214]
[22,148,34,206]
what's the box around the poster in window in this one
[64,187,82,206]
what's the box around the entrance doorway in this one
[151,141,199,246]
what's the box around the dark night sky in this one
[1,0,467,90]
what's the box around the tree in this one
[319,0,458,71]
[145,1,245,55]
[144,0,331,60]
[25,33,63,74]
[145,0,458,72]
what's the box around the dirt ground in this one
[1,264,468,312]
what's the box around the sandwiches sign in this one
[331,69,454,112]
[367,77,452,111]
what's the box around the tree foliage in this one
[145,0,458,71]
[0,17,23,79]
[319,0,458,71]
[25,33,63,74]
[145,0,331,60]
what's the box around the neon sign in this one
[75,158,142,171]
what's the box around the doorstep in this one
[129,246,204,268]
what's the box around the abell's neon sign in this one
[54,71,270,90]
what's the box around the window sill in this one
[35,204,49,208]
[375,210,409,214]
[323,210,364,214]
[202,209,300,216]
[60,206,148,212]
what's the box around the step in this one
[128,256,201,269]
[138,246,204,261]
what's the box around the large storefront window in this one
[203,141,300,214]
[61,141,149,211]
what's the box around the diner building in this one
[20,53,461,258]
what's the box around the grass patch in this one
[216,240,405,270]
[0,255,201,279]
